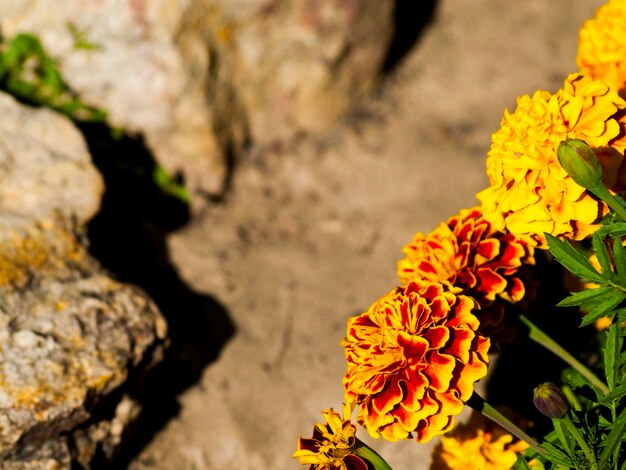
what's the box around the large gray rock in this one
[0,93,167,467]
[0,0,395,200]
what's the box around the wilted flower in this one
[397,207,534,306]
[533,382,569,419]
[293,403,368,470]
[430,412,529,470]
[477,73,626,248]
[578,0,626,91]
[342,280,490,443]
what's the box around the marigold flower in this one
[293,403,368,470]
[397,207,534,306]
[430,412,529,470]
[477,73,626,248]
[342,280,490,443]
[577,0,626,92]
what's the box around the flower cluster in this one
[578,0,626,92]
[295,2,626,468]
[430,412,529,470]
[341,280,490,443]
[477,73,626,247]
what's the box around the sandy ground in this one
[129,1,605,468]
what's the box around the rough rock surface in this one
[0,94,167,467]
[0,0,395,200]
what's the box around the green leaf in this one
[540,441,575,467]
[617,308,626,326]
[604,322,619,390]
[614,236,626,286]
[546,233,604,283]
[562,368,604,400]
[592,232,613,279]
[514,454,534,470]
[557,286,615,308]
[552,418,572,454]
[580,292,626,327]
[599,407,626,468]
[596,223,626,239]
[600,382,626,405]
[152,166,190,203]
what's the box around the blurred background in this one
[0,0,606,468]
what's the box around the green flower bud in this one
[557,138,603,190]
[533,382,569,419]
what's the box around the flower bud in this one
[557,138,603,190]
[533,382,568,419]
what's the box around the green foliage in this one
[66,22,101,51]
[0,32,190,204]
[520,214,626,468]
[0,32,106,121]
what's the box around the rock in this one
[0,0,395,201]
[217,0,395,142]
[0,93,167,467]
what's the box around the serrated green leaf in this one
[551,418,572,454]
[562,368,604,400]
[600,382,626,405]
[557,286,615,308]
[593,232,613,279]
[599,407,626,467]
[605,323,619,391]
[614,237,626,286]
[541,441,575,467]
[597,223,626,239]
[580,292,626,327]
[546,233,604,283]
[616,308,626,326]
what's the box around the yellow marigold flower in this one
[578,0,626,92]
[397,207,534,306]
[342,280,490,443]
[477,73,626,248]
[293,403,368,470]
[430,413,529,470]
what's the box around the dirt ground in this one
[128,1,605,468]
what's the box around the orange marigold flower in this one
[577,0,626,92]
[397,207,534,306]
[293,403,368,470]
[430,412,529,470]
[477,73,626,248]
[342,280,490,443]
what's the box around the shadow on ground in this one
[82,123,236,468]
[382,0,439,73]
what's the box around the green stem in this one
[354,439,393,470]
[519,314,609,395]
[561,415,598,470]
[611,322,621,468]
[467,392,544,454]
[590,183,626,221]
[561,384,581,412]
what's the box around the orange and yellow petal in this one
[577,0,626,92]
[342,280,490,444]
[398,207,534,312]
[430,413,529,470]
[293,404,368,470]
[478,73,626,248]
